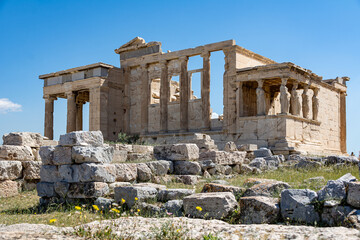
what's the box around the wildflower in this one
[166,211,173,216]
[49,219,56,224]
[196,206,202,212]
[75,206,82,211]
[176,229,180,233]
[135,197,138,201]
[137,209,141,212]
[92,205,99,211]
[112,203,119,207]
[121,198,126,204]
[111,208,120,213]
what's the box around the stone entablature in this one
[39,37,349,156]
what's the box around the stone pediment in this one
[115,37,161,54]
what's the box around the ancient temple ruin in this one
[39,37,348,156]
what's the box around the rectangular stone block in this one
[2,132,43,147]
[53,146,73,165]
[0,180,19,197]
[154,144,199,161]
[67,182,109,198]
[199,151,246,165]
[112,150,127,163]
[59,131,104,147]
[37,182,56,197]
[40,165,60,182]
[0,145,35,161]
[114,163,137,182]
[77,163,116,183]
[114,186,157,208]
[0,160,23,180]
[22,161,41,180]
[39,146,55,165]
[132,145,153,154]
[72,146,114,164]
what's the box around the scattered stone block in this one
[249,158,267,170]
[317,180,346,203]
[0,160,22,180]
[37,182,55,197]
[243,179,290,197]
[325,156,359,165]
[136,163,152,182]
[146,160,172,176]
[224,141,237,152]
[154,144,199,161]
[173,161,201,175]
[3,132,43,148]
[114,163,137,182]
[321,205,353,226]
[39,146,55,165]
[0,145,35,161]
[59,131,104,147]
[22,161,41,180]
[201,183,244,196]
[158,189,195,202]
[199,151,246,165]
[162,200,183,216]
[67,182,109,198]
[238,144,258,151]
[199,160,215,171]
[133,183,166,191]
[94,197,114,210]
[253,148,272,158]
[215,165,232,175]
[175,175,198,185]
[239,196,280,224]
[303,176,326,185]
[72,146,113,164]
[346,182,360,208]
[183,192,238,219]
[0,180,19,197]
[280,189,320,224]
[337,173,357,183]
[53,147,73,165]
[114,186,157,208]
[108,182,131,191]
[295,159,322,169]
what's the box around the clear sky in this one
[0,0,359,154]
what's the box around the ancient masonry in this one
[39,37,349,156]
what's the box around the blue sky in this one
[0,0,359,154]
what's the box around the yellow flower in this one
[121,198,126,204]
[49,219,56,224]
[111,208,120,213]
[137,209,140,212]
[75,206,81,211]
[92,205,99,211]
[196,206,202,212]
[176,229,180,233]
[135,197,138,201]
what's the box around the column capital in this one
[256,79,264,88]
[43,95,57,101]
[292,81,299,89]
[313,87,320,96]
[179,56,189,62]
[140,63,148,70]
[159,59,168,66]
[65,91,75,97]
[200,51,211,59]
[281,77,289,85]
[222,47,232,56]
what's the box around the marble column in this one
[179,56,189,131]
[302,85,310,118]
[290,81,301,116]
[256,79,266,116]
[66,91,77,133]
[312,88,319,121]
[236,82,243,117]
[140,64,150,134]
[280,78,290,114]
[201,51,211,130]
[76,102,83,131]
[44,95,56,140]
[160,60,169,133]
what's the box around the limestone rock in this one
[0,180,19,197]
[325,156,359,165]
[39,146,55,165]
[239,196,280,224]
[133,183,166,191]
[112,150,127,163]
[158,189,195,202]
[53,147,73,165]
[224,142,237,152]
[321,205,353,226]
[199,151,246,165]
[37,182,55,197]
[136,163,152,182]
[162,200,183,216]
[198,160,216,171]
[53,181,70,198]
[173,161,201,175]
[40,165,60,182]
[183,192,238,219]
[346,181,360,208]
[132,145,153,154]
[303,176,326,185]
[114,186,157,208]
[239,164,257,174]
[146,160,172,176]
[59,131,104,147]
[238,144,258,151]
[317,180,346,203]
[108,182,131,191]
[295,159,322,169]
[0,161,22,180]
[280,189,320,224]
[243,179,290,197]
[138,202,162,215]
[175,175,198,185]
[114,163,137,182]
[253,148,272,158]
[337,173,357,183]
[3,132,43,147]
[72,146,113,164]
[67,182,109,198]
[94,197,114,210]
[201,183,244,197]
[154,144,199,161]
[0,145,34,161]
[22,161,41,180]
[77,163,116,183]
[249,158,267,170]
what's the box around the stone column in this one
[302,85,310,118]
[256,79,266,116]
[290,81,301,116]
[280,78,290,114]
[44,95,56,140]
[160,60,169,133]
[179,56,189,131]
[66,91,77,133]
[140,64,150,134]
[236,82,243,117]
[312,88,319,121]
[340,91,347,153]
[123,67,131,134]
[201,51,211,130]
[76,102,83,131]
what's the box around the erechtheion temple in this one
[39,37,348,156]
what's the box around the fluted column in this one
[179,56,189,131]
[302,85,310,118]
[236,82,243,117]
[312,88,319,121]
[140,64,150,134]
[44,95,56,140]
[256,79,266,116]
[160,60,169,133]
[290,81,301,116]
[76,102,83,131]
[201,51,211,130]
[66,91,77,133]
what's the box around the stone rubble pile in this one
[0,132,51,197]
